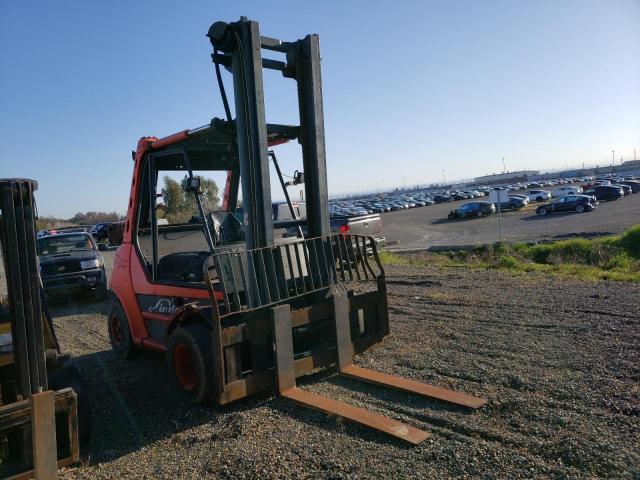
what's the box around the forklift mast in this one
[207,17,330,249]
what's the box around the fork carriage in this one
[205,234,389,405]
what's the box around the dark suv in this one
[448,201,496,219]
[536,194,598,215]
[583,185,624,201]
[38,232,108,300]
[90,222,111,245]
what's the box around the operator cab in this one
[134,121,297,285]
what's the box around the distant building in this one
[473,170,539,185]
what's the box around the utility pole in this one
[442,169,446,186]
[502,157,506,173]
[611,149,615,167]
[634,148,637,161]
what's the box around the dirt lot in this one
[383,188,640,250]
[1,251,635,478]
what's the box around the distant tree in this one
[181,175,219,213]
[69,211,123,225]
[161,177,185,216]
[160,175,220,224]
[34,215,72,231]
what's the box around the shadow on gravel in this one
[69,347,269,464]
[519,212,574,221]
[430,217,480,225]
[47,293,109,316]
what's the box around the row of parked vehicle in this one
[330,188,499,217]
[329,176,601,218]
[446,175,639,220]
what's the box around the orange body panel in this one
[114,129,287,350]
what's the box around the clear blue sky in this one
[1,0,639,217]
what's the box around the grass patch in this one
[378,250,424,266]
[380,224,640,282]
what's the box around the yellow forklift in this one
[0,179,89,479]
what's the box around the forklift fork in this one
[271,290,487,445]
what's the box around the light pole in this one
[502,157,506,173]
[611,149,615,167]
[442,169,446,186]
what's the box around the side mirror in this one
[183,176,201,193]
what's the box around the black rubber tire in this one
[537,207,547,216]
[476,210,483,218]
[107,297,137,358]
[575,204,585,213]
[50,365,91,446]
[510,205,516,212]
[167,323,215,404]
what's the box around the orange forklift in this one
[108,17,486,444]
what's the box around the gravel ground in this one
[1,252,639,478]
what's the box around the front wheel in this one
[476,210,483,218]
[537,207,547,216]
[167,323,215,404]
[575,204,585,213]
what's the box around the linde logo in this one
[148,298,176,314]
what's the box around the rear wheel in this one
[108,297,136,358]
[167,323,215,404]
[575,204,585,213]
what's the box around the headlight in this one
[80,259,102,270]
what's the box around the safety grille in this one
[207,234,383,316]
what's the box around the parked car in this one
[494,197,526,211]
[329,213,385,248]
[551,186,582,198]
[527,190,552,202]
[90,222,112,246]
[583,185,624,201]
[611,184,632,196]
[37,232,108,300]
[448,201,496,219]
[536,195,598,215]
[619,180,640,193]
[433,194,452,203]
[508,194,529,205]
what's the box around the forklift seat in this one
[209,211,244,244]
